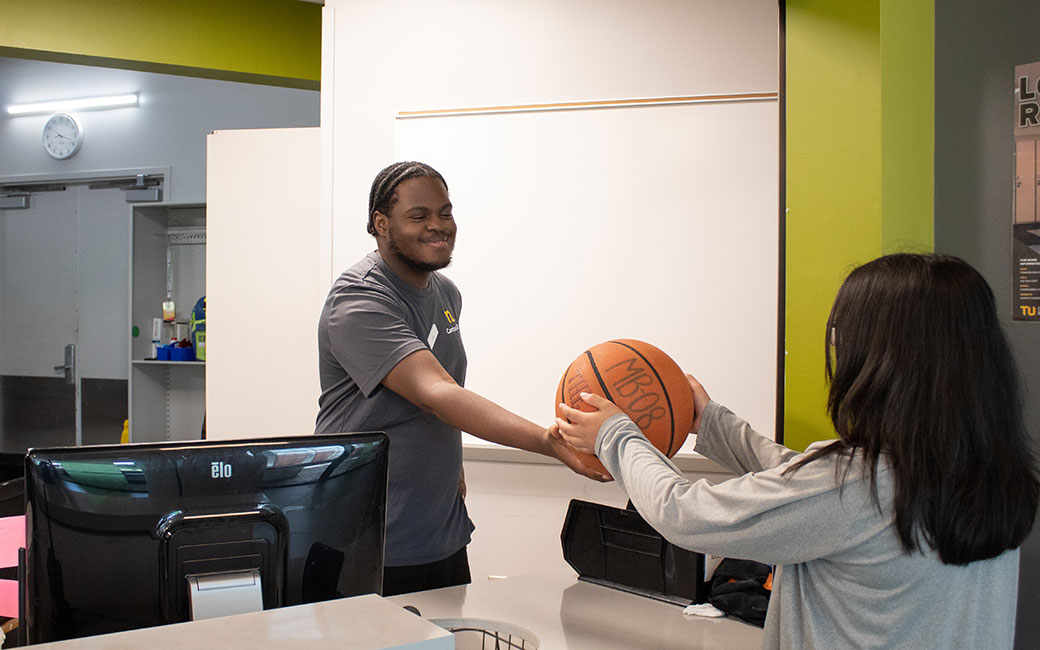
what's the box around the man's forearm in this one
[423,379,550,455]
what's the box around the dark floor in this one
[0,376,127,452]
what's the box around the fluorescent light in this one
[6,92,139,116]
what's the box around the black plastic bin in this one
[561,498,710,606]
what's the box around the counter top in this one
[389,571,763,649]
[18,569,763,649]
[24,594,452,649]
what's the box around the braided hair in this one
[367,161,448,236]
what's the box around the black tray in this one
[561,498,710,606]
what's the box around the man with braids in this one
[316,161,607,597]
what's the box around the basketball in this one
[555,339,694,475]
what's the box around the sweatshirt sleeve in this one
[594,410,859,565]
[694,400,800,474]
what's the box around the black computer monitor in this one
[21,432,388,644]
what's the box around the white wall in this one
[463,456,737,581]
[322,0,777,272]
[322,0,781,449]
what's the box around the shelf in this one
[129,203,206,443]
[166,227,206,246]
[132,360,206,367]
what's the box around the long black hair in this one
[366,161,447,236]
[787,253,1038,565]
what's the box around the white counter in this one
[22,594,452,650]
[19,572,763,649]
[389,571,764,650]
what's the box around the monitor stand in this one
[187,569,264,621]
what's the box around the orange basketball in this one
[555,339,694,475]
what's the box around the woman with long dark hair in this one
[556,253,1038,649]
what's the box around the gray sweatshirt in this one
[595,401,1020,650]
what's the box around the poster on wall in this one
[1014,60,1040,321]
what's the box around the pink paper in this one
[0,515,22,618]
[0,579,15,617]
[0,516,23,568]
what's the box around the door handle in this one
[53,344,75,385]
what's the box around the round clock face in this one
[42,113,83,160]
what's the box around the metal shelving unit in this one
[128,203,206,442]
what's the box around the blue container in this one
[169,346,196,362]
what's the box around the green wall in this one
[880,1,935,253]
[783,0,933,451]
[0,0,321,88]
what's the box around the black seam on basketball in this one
[609,340,677,455]
[584,351,615,402]
[560,366,568,406]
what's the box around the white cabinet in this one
[128,203,206,442]
[204,127,322,440]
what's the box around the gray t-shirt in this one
[596,402,1020,650]
[316,251,473,566]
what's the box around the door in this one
[0,184,130,451]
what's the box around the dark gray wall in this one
[935,2,1040,648]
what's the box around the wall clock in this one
[42,113,83,160]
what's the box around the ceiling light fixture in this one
[5,92,139,116]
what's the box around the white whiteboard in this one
[396,100,779,452]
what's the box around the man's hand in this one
[544,426,612,482]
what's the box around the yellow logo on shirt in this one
[443,309,460,334]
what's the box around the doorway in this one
[0,181,138,451]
